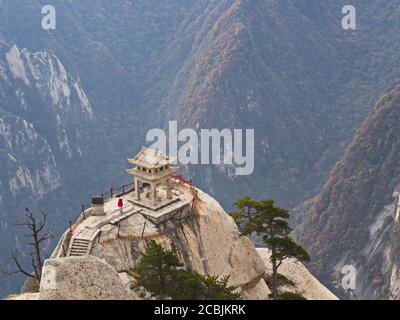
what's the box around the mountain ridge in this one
[295,86,400,299]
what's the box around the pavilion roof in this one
[128,147,175,168]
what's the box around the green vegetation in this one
[131,241,240,300]
[279,292,307,300]
[264,273,295,289]
[230,196,310,300]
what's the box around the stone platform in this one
[62,185,192,258]
[128,194,180,211]
[127,186,184,210]
[132,199,190,225]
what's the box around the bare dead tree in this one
[8,208,53,282]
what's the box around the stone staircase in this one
[67,228,100,257]
[68,238,91,257]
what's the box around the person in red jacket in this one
[118,198,123,210]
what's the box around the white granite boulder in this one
[39,256,134,300]
[257,248,338,300]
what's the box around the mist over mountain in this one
[0,0,400,298]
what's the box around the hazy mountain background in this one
[294,87,400,300]
[0,0,400,298]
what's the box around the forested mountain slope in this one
[295,87,400,300]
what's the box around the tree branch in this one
[30,253,39,280]
[38,230,53,243]
[7,208,52,282]
[36,211,49,233]
[9,252,36,279]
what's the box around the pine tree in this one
[131,241,240,300]
[196,274,240,300]
[230,197,310,300]
[132,240,182,299]
[230,196,258,232]
[169,272,240,300]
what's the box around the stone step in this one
[69,252,86,257]
[70,249,87,253]
[71,248,88,252]
[72,244,89,248]
[71,245,88,249]
[71,246,88,251]
[71,242,89,246]
[73,239,90,244]
[69,237,90,257]
[72,242,89,247]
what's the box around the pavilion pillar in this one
[166,178,172,199]
[151,183,157,205]
[135,178,141,200]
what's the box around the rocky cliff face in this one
[0,36,94,295]
[0,38,93,159]
[11,183,335,300]
[295,87,400,300]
